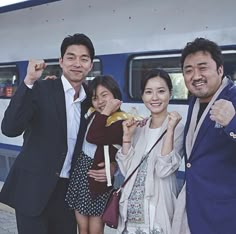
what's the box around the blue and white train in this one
[0,0,236,181]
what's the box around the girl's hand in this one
[167,111,182,131]
[101,99,122,116]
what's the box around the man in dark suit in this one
[0,33,97,234]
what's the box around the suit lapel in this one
[184,98,195,161]
[190,112,213,156]
[52,78,67,138]
[187,79,233,158]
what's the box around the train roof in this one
[0,0,236,62]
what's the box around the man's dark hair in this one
[181,38,223,69]
[60,33,95,60]
[141,68,173,95]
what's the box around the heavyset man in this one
[173,38,236,234]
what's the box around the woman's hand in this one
[122,117,138,141]
[167,111,182,131]
[161,111,182,156]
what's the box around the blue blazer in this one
[0,78,89,216]
[184,79,236,234]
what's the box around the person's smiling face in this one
[59,44,93,87]
[92,85,115,113]
[142,76,171,115]
[183,51,223,103]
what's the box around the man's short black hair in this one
[181,38,223,69]
[60,33,95,60]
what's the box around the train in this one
[0,0,236,181]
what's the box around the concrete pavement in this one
[0,203,17,234]
[0,203,114,234]
[0,182,114,234]
[0,204,114,234]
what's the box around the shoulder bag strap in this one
[117,129,167,192]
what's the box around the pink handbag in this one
[101,188,121,228]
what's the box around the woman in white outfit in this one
[116,69,184,234]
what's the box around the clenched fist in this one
[24,60,47,86]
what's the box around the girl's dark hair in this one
[140,68,173,94]
[88,75,122,105]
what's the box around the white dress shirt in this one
[60,75,86,178]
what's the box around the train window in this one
[129,50,236,101]
[40,62,62,79]
[0,65,18,98]
[128,54,188,100]
[40,58,102,82]
[222,50,236,83]
[86,58,102,83]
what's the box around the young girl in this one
[65,75,126,234]
[116,69,184,234]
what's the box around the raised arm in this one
[116,118,139,176]
[156,112,184,178]
[1,60,46,137]
[161,111,182,156]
